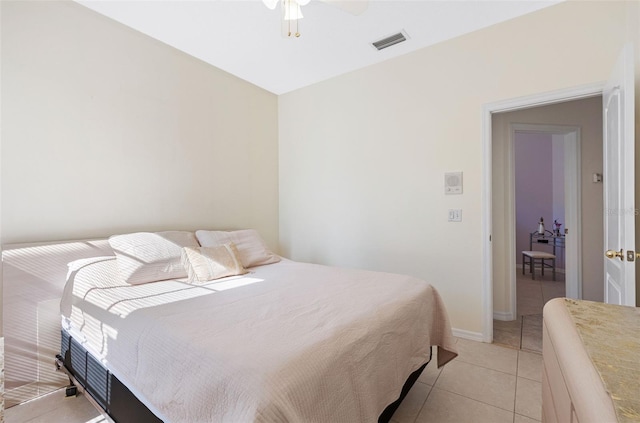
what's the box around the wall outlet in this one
[448,209,462,222]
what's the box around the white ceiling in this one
[77,0,562,95]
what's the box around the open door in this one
[603,43,635,306]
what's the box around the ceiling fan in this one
[262,0,368,38]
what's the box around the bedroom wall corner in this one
[1,0,279,250]
[1,0,278,407]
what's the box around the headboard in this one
[2,239,114,407]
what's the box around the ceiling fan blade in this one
[320,0,368,16]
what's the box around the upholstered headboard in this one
[2,239,114,407]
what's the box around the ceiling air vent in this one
[372,31,408,51]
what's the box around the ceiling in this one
[77,0,562,95]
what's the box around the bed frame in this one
[57,329,431,423]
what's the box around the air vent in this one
[372,31,407,51]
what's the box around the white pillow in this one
[194,229,280,268]
[109,231,199,284]
[181,243,248,283]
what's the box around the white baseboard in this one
[493,311,515,321]
[452,328,484,342]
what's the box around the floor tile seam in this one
[514,412,541,422]
[453,358,518,377]
[492,342,521,352]
[515,375,542,385]
[414,380,432,389]
[514,351,521,415]
[519,312,525,349]
[429,386,516,413]
[4,400,57,421]
[410,383,435,423]
[456,343,521,355]
[514,377,543,421]
[429,366,443,388]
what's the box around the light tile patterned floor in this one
[391,339,543,423]
[4,389,105,423]
[493,271,565,353]
[6,338,543,423]
[7,271,555,423]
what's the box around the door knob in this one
[605,249,624,260]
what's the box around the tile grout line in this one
[453,358,519,378]
[410,382,434,423]
[514,351,521,423]
[519,315,524,350]
[431,385,517,415]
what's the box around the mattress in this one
[61,257,457,423]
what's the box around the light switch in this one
[448,209,462,222]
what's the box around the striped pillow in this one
[109,231,199,285]
[195,229,280,268]
[181,243,248,283]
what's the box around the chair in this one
[522,230,556,281]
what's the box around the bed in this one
[57,230,457,423]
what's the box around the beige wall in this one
[1,1,279,248]
[1,0,279,408]
[279,1,638,335]
[492,97,604,316]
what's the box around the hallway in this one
[493,271,565,352]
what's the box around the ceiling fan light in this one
[281,15,301,38]
[262,0,279,10]
[282,0,304,21]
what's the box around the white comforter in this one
[61,258,457,423]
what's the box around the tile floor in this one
[6,338,544,423]
[493,270,565,353]
[6,269,560,423]
[390,339,543,423]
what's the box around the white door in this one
[603,44,635,306]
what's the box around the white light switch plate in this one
[448,209,462,222]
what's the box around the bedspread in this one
[61,258,457,423]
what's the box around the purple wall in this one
[515,132,565,268]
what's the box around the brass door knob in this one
[605,249,624,260]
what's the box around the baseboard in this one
[493,311,515,321]
[452,328,484,342]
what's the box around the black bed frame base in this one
[57,330,430,423]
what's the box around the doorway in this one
[493,124,582,351]
[482,85,605,344]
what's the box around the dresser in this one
[542,298,640,423]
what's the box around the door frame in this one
[482,82,604,342]
[506,123,582,320]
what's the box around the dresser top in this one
[564,299,640,422]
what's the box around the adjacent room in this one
[491,96,605,353]
[2,1,639,423]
